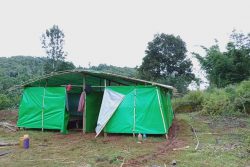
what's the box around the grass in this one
[0,110,249,167]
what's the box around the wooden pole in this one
[156,87,167,136]
[82,75,86,134]
[41,80,48,132]
[41,87,45,132]
[104,79,107,137]
[133,88,136,137]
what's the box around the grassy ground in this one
[0,110,249,167]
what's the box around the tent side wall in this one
[17,87,68,133]
[160,89,174,131]
[104,87,134,133]
[135,87,166,134]
[103,86,173,134]
[17,87,43,129]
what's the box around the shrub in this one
[172,90,204,113]
[173,80,250,115]
[201,89,233,115]
[233,80,250,114]
[0,94,11,109]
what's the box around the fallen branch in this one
[120,158,125,167]
[173,145,190,151]
[0,122,17,132]
[198,132,219,135]
[0,150,13,156]
[0,142,18,147]
[189,123,199,150]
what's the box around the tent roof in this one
[20,69,174,91]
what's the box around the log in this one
[0,150,13,156]
[173,146,190,151]
[0,122,17,132]
[0,142,19,147]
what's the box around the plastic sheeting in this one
[95,89,125,137]
[17,87,68,133]
[96,86,174,136]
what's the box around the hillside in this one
[0,56,45,92]
[89,64,137,77]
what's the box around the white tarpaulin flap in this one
[95,88,124,137]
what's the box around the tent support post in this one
[103,79,107,138]
[82,74,86,134]
[41,87,45,132]
[41,80,47,132]
[133,88,136,137]
[156,87,167,136]
[104,79,107,87]
[165,134,168,140]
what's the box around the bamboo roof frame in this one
[18,69,174,91]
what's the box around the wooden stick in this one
[0,150,13,156]
[189,123,199,150]
[173,146,190,151]
[120,158,125,167]
[0,142,18,146]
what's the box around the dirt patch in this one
[124,119,187,167]
[0,109,18,123]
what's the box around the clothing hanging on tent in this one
[65,93,69,111]
[77,91,85,112]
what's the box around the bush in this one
[173,79,250,115]
[172,90,204,113]
[0,94,11,109]
[201,89,232,115]
[233,80,250,114]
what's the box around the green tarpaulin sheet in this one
[17,87,68,133]
[96,86,174,135]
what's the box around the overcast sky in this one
[0,0,250,74]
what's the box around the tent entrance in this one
[67,93,83,130]
[66,88,104,132]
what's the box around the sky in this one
[0,0,250,87]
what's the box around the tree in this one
[138,33,195,93]
[89,64,137,77]
[194,31,250,88]
[41,25,67,73]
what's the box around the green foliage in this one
[138,33,195,93]
[202,89,232,115]
[0,56,75,109]
[172,90,204,113]
[0,56,45,93]
[0,56,45,109]
[89,64,137,77]
[41,25,69,73]
[174,80,250,115]
[233,80,250,113]
[194,31,250,88]
[0,94,11,109]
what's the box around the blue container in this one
[143,134,147,139]
[23,138,29,149]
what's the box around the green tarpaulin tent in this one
[95,86,173,137]
[17,70,174,136]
